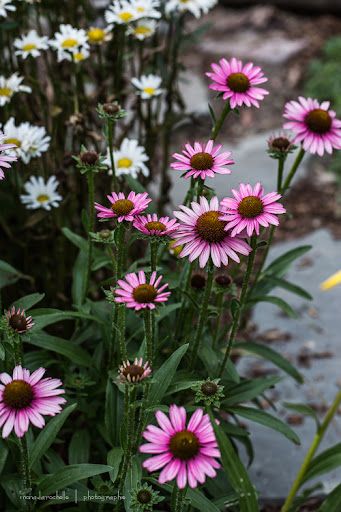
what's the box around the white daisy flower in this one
[87,25,113,45]
[128,19,157,40]
[49,24,89,62]
[0,73,32,106]
[0,117,50,164]
[58,46,90,63]
[105,0,140,25]
[104,138,150,178]
[13,30,49,59]
[130,0,161,19]
[20,176,62,211]
[131,74,163,99]
[165,0,217,18]
[0,0,16,18]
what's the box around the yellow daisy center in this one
[143,87,155,95]
[23,44,37,51]
[117,158,133,168]
[111,199,134,215]
[5,138,21,147]
[227,72,250,93]
[0,87,12,97]
[73,53,84,61]
[144,221,166,232]
[62,39,79,48]
[137,6,145,11]
[135,27,151,36]
[196,211,227,243]
[37,194,50,203]
[119,12,133,22]
[169,430,199,460]
[238,196,264,218]
[190,152,214,171]
[305,108,332,134]
[3,380,34,409]
[133,283,157,303]
[87,28,105,43]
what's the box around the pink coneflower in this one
[140,405,220,489]
[206,57,269,109]
[94,191,152,222]
[133,213,180,237]
[283,97,341,156]
[267,131,294,153]
[0,134,18,180]
[0,365,66,438]
[118,357,151,383]
[172,196,252,268]
[115,270,170,311]
[170,140,234,180]
[219,182,286,237]
[5,307,34,333]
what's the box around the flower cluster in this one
[0,117,50,164]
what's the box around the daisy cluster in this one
[1,117,50,164]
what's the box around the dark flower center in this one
[190,152,214,171]
[201,381,218,396]
[169,430,199,460]
[9,314,28,332]
[111,199,134,215]
[99,229,112,239]
[3,380,34,409]
[196,211,227,243]
[227,73,250,93]
[80,151,99,165]
[238,196,264,219]
[102,103,120,115]
[133,284,157,303]
[271,137,290,151]
[144,221,167,232]
[191,273,207,290]
[305,109,332,134]
[122,364,145,379]
[137,489,152,504]
[215,274,232,288]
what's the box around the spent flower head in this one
[192,378,224,407]
[1,307,34,340]
[91,475,116,496]
[118,357,151,384]
[130,482,164,511]
[90,229,116,244]
[267,132,296,160]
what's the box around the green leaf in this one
[30,404,77,468]
[263,245,312,276]
[124,456,142,511]
[147,344,189,411]
[68,430,91,465]
[105,379,124,447]
[29,332,93,367]
[62,227,88,252]
[30,308,105,331]
[0,259,32,289]
[208,103,216,124]
[72,249,88,305]
[282,402,321,432]
[302,443,341,484]
[81,209,90,232]
[207,409,259,512]
[234,341,303,383]
[165,380,198,396]
[223,376,282,405]
[246,295,297,319]
[0,343,5,361]
[107,447,124,483]
[316,482,341,512]
[36,464,113,496]
[231,298,240,319]
[264,276,312,300]
[225,405,301,445]
[150,478,221,512]
[12,293,45,311]
[0,439,9,475]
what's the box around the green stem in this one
[281,386,341,512]
[13,337,21,366]
[150,241,159,272]
[175,261,194,340]
[107,119,118,193]
[218,236,257,378]
[144,309,153,368]
[85,169,95,300]
[132,381,150,454]
[19,435,32,510]
[277,157,285,191]
[105,243,117,273]
[174,485,185,512]
[119,305,126,362]
[280,146,305,195]
[196,178,204,201]
[183,177,196,207]
[211,102,231,141]
[71,57,80,114]
[189,263,215,370]
[212,293,224,349]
